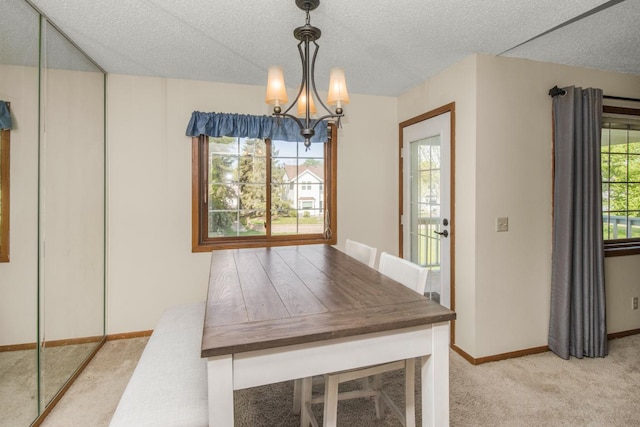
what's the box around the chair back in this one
[344,239,377,268]
[378,252,428,295]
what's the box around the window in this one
[0,125,9,262]
[601,105,640,256]
[192,123,336,250]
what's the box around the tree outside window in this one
[192,124,337,251]
[601,105,640,255]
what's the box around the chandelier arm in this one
[309,40,334,116]
[279,40,308,118]
[309,113,342,130]
[273,111,306,131]
[303,37,312,128]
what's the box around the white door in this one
[401,110,452,309]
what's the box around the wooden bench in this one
[109,302,208,427]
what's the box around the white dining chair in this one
[344,238,377,268]
[300,252,429,427]
[292,238,378,416]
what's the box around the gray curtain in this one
[549,86,607,360]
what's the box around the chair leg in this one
[323,374,340,427]
[300,377,313,427]
[404,358,416,427]
[373,373,384,419]
[293,378,302,414]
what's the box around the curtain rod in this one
[548,86,640,103]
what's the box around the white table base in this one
[207,321,450,427]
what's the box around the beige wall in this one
[106,75,398,334]
[0,65,39,346]
[6,56,639,354]
[397,55,480,355]
[399,54,640,359]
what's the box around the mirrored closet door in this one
[0,1,106,425]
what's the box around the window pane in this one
[271,212,295,235]
[271,183,293,215]
[242,210,266,236]
[608,183,628,212]
[603,214,628,239]
[210,155,236,182]
[601,128,610,152]
[609,129,628,153]
[207,137,267,239]
[271,152,294,216]
[270,140,325,236]
[296,160,323,213]
[209,136,239,154]
[271,209,324,235]
[301,210,324,234]
[629,188,640,211]
[629,130,640,154]
[629,154,640,182]
[208,211,237,237]
[239,184,266,211]
[210,184,238,210]
[298,141,324,158]
[602,213,611,240]
[630,212,640,238]
[272,139,298,159]
[601,153,610,182]
[602,183,611,212]
[608,154,628,182]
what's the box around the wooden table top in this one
[201,245,456,358]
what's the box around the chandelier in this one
[265,0,349,149]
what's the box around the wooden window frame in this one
[0,121,9,262]
[191,123,337,251]
[602,105,640,257]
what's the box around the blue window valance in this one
[0,101,11,130]
[185,112,328,143]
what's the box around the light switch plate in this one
[496,217,509,232]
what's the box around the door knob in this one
[434,229,449,238]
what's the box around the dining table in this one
[201,244,456,426]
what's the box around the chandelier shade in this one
[297,85,317,116]
[327,68,350,108]
[265,66,288,107]
[265,0,348,149]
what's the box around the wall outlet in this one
[633,297,638,310]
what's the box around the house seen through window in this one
[192,123,336,250]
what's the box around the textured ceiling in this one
[8,0,640,97]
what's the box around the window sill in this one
[604,240,640,257]
[192,235,336,252]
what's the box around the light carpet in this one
[40,334,640,426]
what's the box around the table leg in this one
[208,354,234,426]
[323,374,339,427]
[405,358,416,427]
[422,321,450,427]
